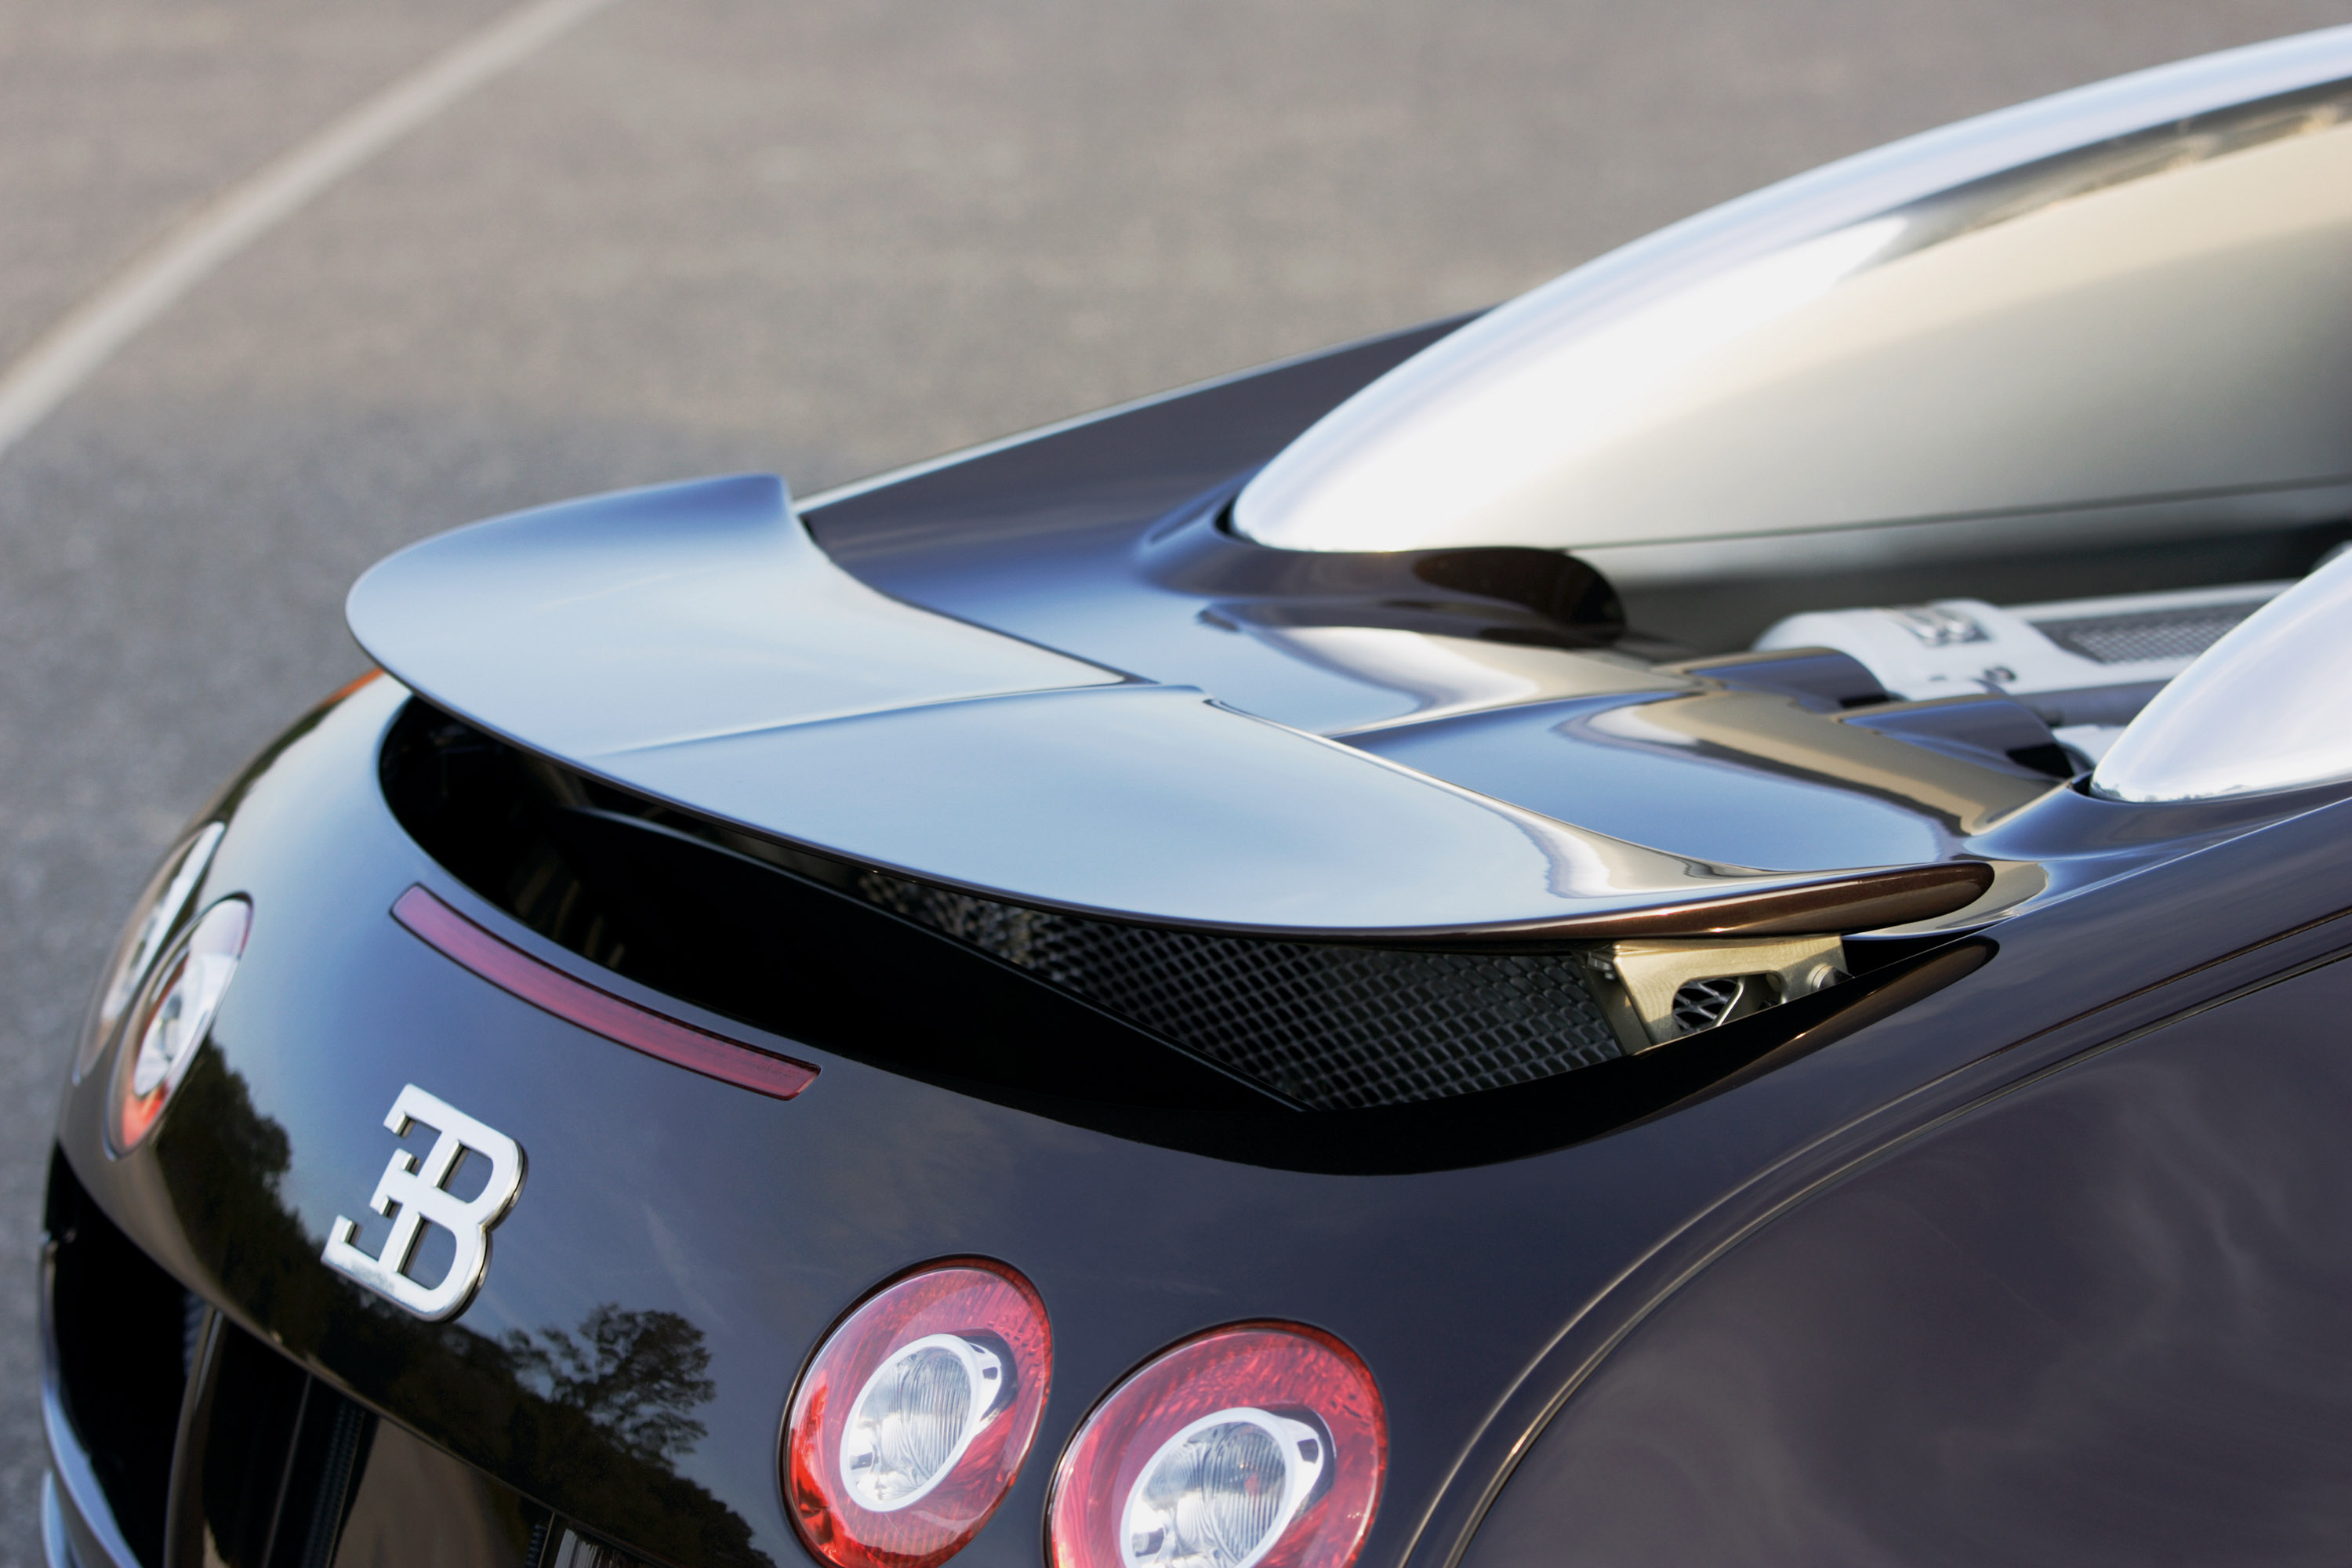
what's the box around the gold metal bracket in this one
[1581,934,1847,1051]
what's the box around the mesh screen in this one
[2033,601,2266,665]
[1671,976,1746,1033]
[856,873,1623,1109]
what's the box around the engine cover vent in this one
[2031,601,2268,665]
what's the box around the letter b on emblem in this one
[323,1084,524,1321]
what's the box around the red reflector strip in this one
[391,884,818,1100]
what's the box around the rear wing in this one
[347,474,1988,947]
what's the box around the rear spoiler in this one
[347,474,1990,946]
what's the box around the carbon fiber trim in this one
[858,873,1622,1109]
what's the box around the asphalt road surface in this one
[3,0,2348,1549]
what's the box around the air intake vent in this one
[855,874,1622,1110]
[2031,601,2265,664]
[382,699,1629,1112]
[1670,976,1748,1033]
[384,699,1930,1122]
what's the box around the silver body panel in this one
[2094,547,2352,802]
[1232,26,2352,576]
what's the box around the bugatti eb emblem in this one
[322,1083,525,1321]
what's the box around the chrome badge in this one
[322,1083,524,1321]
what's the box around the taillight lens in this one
[1048,1323,1385,1568]
[74,822,226,1082]
[785,1259,1052,1568]
[108,897,251,1152]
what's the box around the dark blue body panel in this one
[55,666,2352,1568]
[48,322,2352,1568]
[804,321,1475,735]
[1467,959,2352,1566]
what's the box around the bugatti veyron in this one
[41,24,2352,1568]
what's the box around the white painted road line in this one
[0,0,623,465]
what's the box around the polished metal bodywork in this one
[345,473,1116,759]
[1235,27,2352,587]
[348,473,1987,942]
[2094,546,2352,802]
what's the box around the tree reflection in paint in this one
[507,1305,717,1464]
[154,1056,769,1568]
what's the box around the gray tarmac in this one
[2,0,2347,1548]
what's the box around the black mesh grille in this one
[2032,601,2265,664]
[856,873,1623,1109]
[387,698,1634,1118]
[1671,976,1746,1033]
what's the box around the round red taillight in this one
[1047,1323,1385,1568]
[108,896,250,1153]
[785,1259,1052,1568]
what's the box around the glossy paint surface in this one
[558,678,1988,941]
[804,323,1482,737]
[347,473,1115,760]
[1235,28,2352,563]
[1467,957,2352,1566]
[808,327,2348,911]
[54,623,2352,1568]
[339,332,1993,940]
[346,470,1110,752]
[2095,544,2352,801]
[797,314,2352,910]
